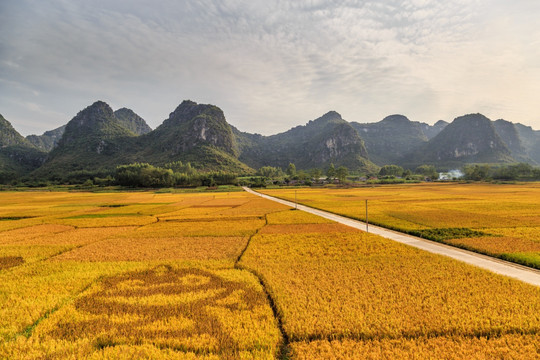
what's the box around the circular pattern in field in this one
[46,266,279,358]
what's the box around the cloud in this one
[0,0,539,136]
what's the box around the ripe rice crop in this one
[0,224,74,245]
[239,224,540,343]
[2,266,281,359]
[265,210,333,225]
[131,219,266,237]
[261,183,540,267]
[0,245,72,265]
[447,236,540,254]
[2,189,540,358]
[58,214,157,228]
[259,223,359,235]
[158,206,233,218]
[10,226,137,246]
[290,335,540,360]
[0,261,147,341]
[53,236,249,262]
[217,198,290,217]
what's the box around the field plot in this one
[261,183,540,268]
[0,191,283,359]
[1,188,540,359]
[238,217,540,359]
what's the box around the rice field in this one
[0,191,284,359]
[261,183,540,268]
[1,186,540,359]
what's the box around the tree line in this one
[463,163,540,181]
[3,160,539,188]
[115,162,237,188]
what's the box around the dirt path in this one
[243,187,540,287]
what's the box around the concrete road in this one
[244,187,540,287]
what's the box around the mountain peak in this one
[0,113,31,148]
[167,100,202,122]
[402,113,514,167]
[319,111,342,121]
[57,100,135,149]
[305,111,344,129]
[350,115,428,165]
[381,114,411,124]
[493,118,527,160]
[452,113,492,127]
[114,108,152,135]
[70,101,115,128]
[434,120,448,127]
[152,100,238,158]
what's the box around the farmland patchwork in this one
[0,187,540,359]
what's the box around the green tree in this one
[286,163,297,177]
[379,165,404,177]
[463,164,491,181]
[336,166,349,183]
[415,165,438,180]
[310,168,323,181]
[116,163,174,187]
[257,166,284,179]
[326,163,336,180]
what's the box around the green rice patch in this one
[0,217,35,221]
[500,252,540,270]
[65,213,140,219]
[410,228,491,242]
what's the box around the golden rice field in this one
[0,191,283,359]
[261,183,540,269]
[1,187,540,359]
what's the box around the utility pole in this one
[295,190,298,210]
[365,199,369,233]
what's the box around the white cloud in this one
[0,0,539,136]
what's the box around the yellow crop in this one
[290,335,540,360]
[1,188,540,359]
[3,265,280,359]
[0,191,281,359]
[132,219,266,237]
[261,183,540,266]
[239,218,540,357]
[0,224,74,245]
[52,236,249,262]
[266,209,333,225]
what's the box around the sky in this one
[1,0,539,136]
